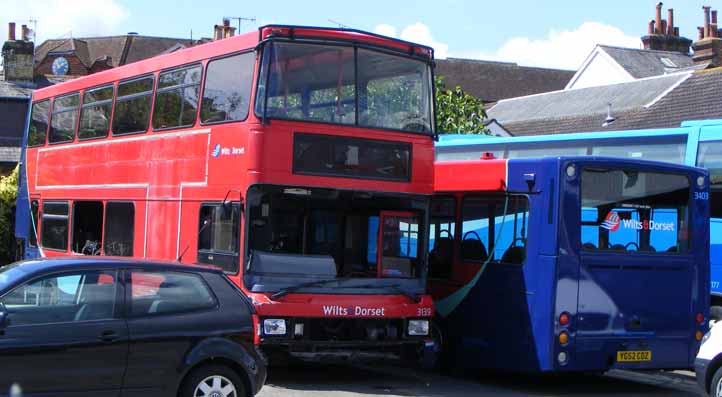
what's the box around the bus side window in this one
[41,201,69,251]
[78,85,113,140]
[153,64,202,130]
[429,196,456,279]
[104,202,134,257]
[201,52,255,124]
[113,76,154,135]
[28,100,50,147]
[49,93,80,144]
[72,201,103,255]
[197,203,240,273]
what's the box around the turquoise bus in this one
[435,119,722,318]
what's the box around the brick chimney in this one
[641,3,692,54]
[693,5,722,67]
[2,22,35,82]
[213,18,237,41]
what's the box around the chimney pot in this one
[21,25,29,41]
[704,6,712,38]
[223,18,230,27]
[714,10,719,24]
[674,27,680,37]
[648,20,655,35]
[8,22,15,41]
[699,26,705,40]
[661,19,667,36]
[656,2,663,34]
[668,8,675,35]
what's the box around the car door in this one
[0,269,128,397]
[121,269,219,397]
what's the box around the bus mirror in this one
[524,173,536,191]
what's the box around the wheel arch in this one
[176,337,260,397]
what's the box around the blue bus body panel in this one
[437,120,722,298]
[14,99,39,260]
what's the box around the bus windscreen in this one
[255,41,433,134]
[581,168,690,254]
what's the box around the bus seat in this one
[501,246,525,265]
[610,244,626,251]
[461,239,488,262]
[582,242,597,250]
[667,246,678,253]
[429,237,453,278]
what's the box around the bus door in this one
[574,166,694,368]
[377,211,420,278]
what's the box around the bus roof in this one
[32,24,434,102]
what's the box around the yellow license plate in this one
[616,350,652,362]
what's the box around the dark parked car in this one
[0,257,266,397]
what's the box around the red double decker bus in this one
[17,26,437,362]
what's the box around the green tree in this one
[0,166,18,264]
[435,76,489,134]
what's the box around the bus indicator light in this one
[696,331,704,341]
[559,331,569,345]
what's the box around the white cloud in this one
[374,22,449,58]
[1,0,129,43]
[454,22,640,70]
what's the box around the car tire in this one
[181,364,247,397]
[711,365,722,397]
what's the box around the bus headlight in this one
[408,320,429,336]
[263,319,287,335]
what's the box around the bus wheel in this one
[711,306,722,322]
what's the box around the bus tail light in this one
[559,312,570,326]
[696,312,704,325]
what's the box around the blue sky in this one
[1,0,717,70]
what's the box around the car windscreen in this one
[255,41,434,134]
[580,167,690,254]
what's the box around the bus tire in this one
[712,306,722,322]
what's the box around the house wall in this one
[35,55,89,77]
[567,51,635,90]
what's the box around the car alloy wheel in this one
[194,375,237,397]
[716,375,722,397]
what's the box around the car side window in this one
[0,270,117,326]
[129,271,216,317]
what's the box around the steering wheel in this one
[624,241,640,251]
[438,229,452,238]
[462,230,482,241]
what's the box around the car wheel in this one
[712,366,722,397]
[181,364,247,397]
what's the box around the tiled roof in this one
[35,35,194,68]
[0,81,31,98]
[490,68,722,136]
[435,58,575,103]
[599,45,696,78]
[488,72,690,124]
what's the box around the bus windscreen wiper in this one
[270,278,349,301]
